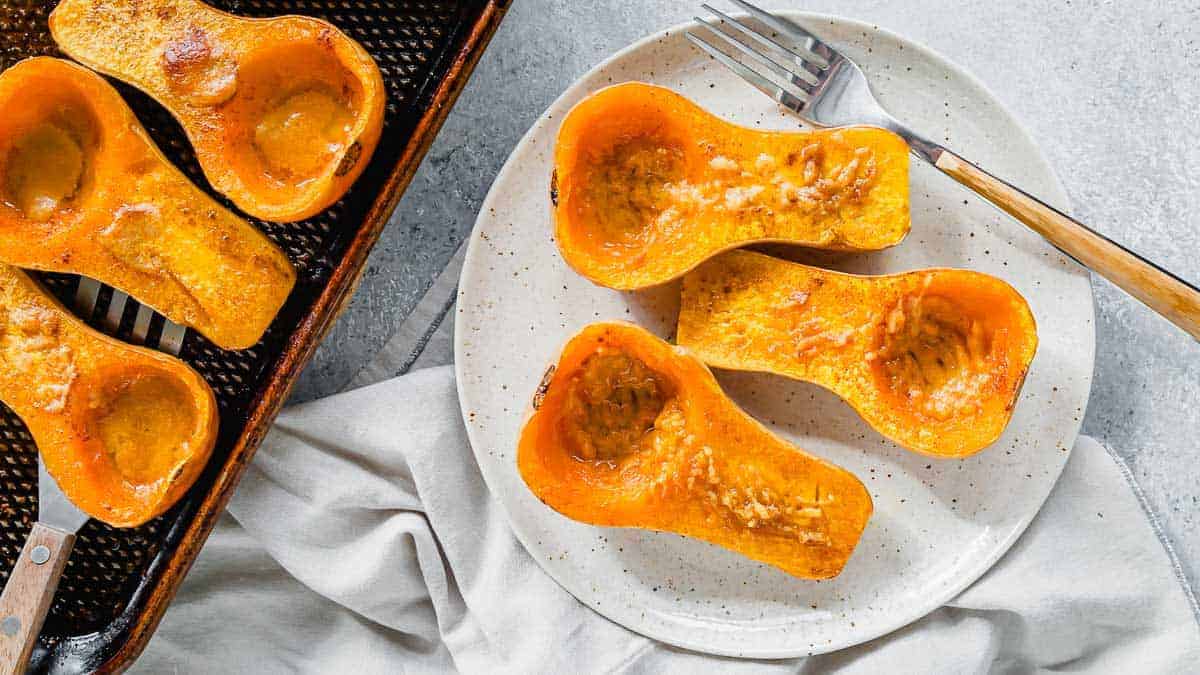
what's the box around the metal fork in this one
[689,0,1200,341]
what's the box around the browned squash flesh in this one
[0,264,218,527]
[0,57,295,350]
[50,0,386,222]
[517,322,873,580]
[677,250,1039,458]
[552,82,911,290]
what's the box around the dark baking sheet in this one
[0,0,508,671]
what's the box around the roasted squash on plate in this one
[552,82,910,289]
[677,250,1038,458]
[50,0,386,222]
[0,264,218,527]
[0,57,295,350]
[517,321,873,580]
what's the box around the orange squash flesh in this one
[552,82,910,290]
[518,322,873,580]
[0,57,295,350]
[50,0,387,222]
[677,251,1038,458]
[0,264,218,527]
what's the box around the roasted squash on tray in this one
[552,82,910,290]
[50,0,386,222]
[518,322,873,580]
[0,57,295,350]
[677,250,1038,458]
[0,264,217,527]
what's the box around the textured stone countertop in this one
[291,1,1200,595]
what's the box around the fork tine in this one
[686,30,809,112]
[74,276,101,320]
[103,289,129,333]
[725,0,838,63]
[694,18,817,95]
[701,3,826,78]
[697,12,823,95]
[158,320,187,356]
[131,303,154,345]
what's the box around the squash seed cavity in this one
[92,370,198,485]
[3,123,86,222]
[873,291,995,421]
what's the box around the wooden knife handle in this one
[935,149,1200,341]
[0,524,75,674]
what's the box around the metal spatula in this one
[0,276,187,673]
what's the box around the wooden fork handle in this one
[0,524,75,674]
[934,150,1200,341]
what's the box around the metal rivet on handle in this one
[1,616,19,636]
[30,545,50,565]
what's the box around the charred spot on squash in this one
[334,139,362,177]
[532,364,556,410]
[549,169,558,206]
[870,287,998,423]
[161,25,238,106]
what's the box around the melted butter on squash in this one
[254,87,354,182]
[578,135,878,261]
[560,345,833,543]
[3,123,86,222]
[0,305,77,413]
[873,288,995,421]
[91,371,198,485]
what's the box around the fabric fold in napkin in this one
[134,365,1200,673]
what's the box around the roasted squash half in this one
[50,0,386,222]
[518,322,873,580]
[677,251,1038,458]
[552,82,910,290]
[0,57,295,350]
[0,264,218,527]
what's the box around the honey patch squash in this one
[552,82,910,290]
[0,57,295,351]
[0,264,218,527]
[50,0,386,222]
[677,251,1038,458]
[517,322,873,580]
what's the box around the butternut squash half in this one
[50,0,387,222]
[677,251,1038,458]
[518,322,873,580]
[552,82,910,290]
[0,57,295,350]
[0,264,218,527]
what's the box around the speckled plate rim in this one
[455,12,1095,658]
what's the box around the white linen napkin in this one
[133,364,1200,673]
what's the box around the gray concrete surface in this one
[290,0,1200,595]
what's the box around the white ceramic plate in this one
[455,13,1094,658]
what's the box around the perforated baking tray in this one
[0,1,508,671]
